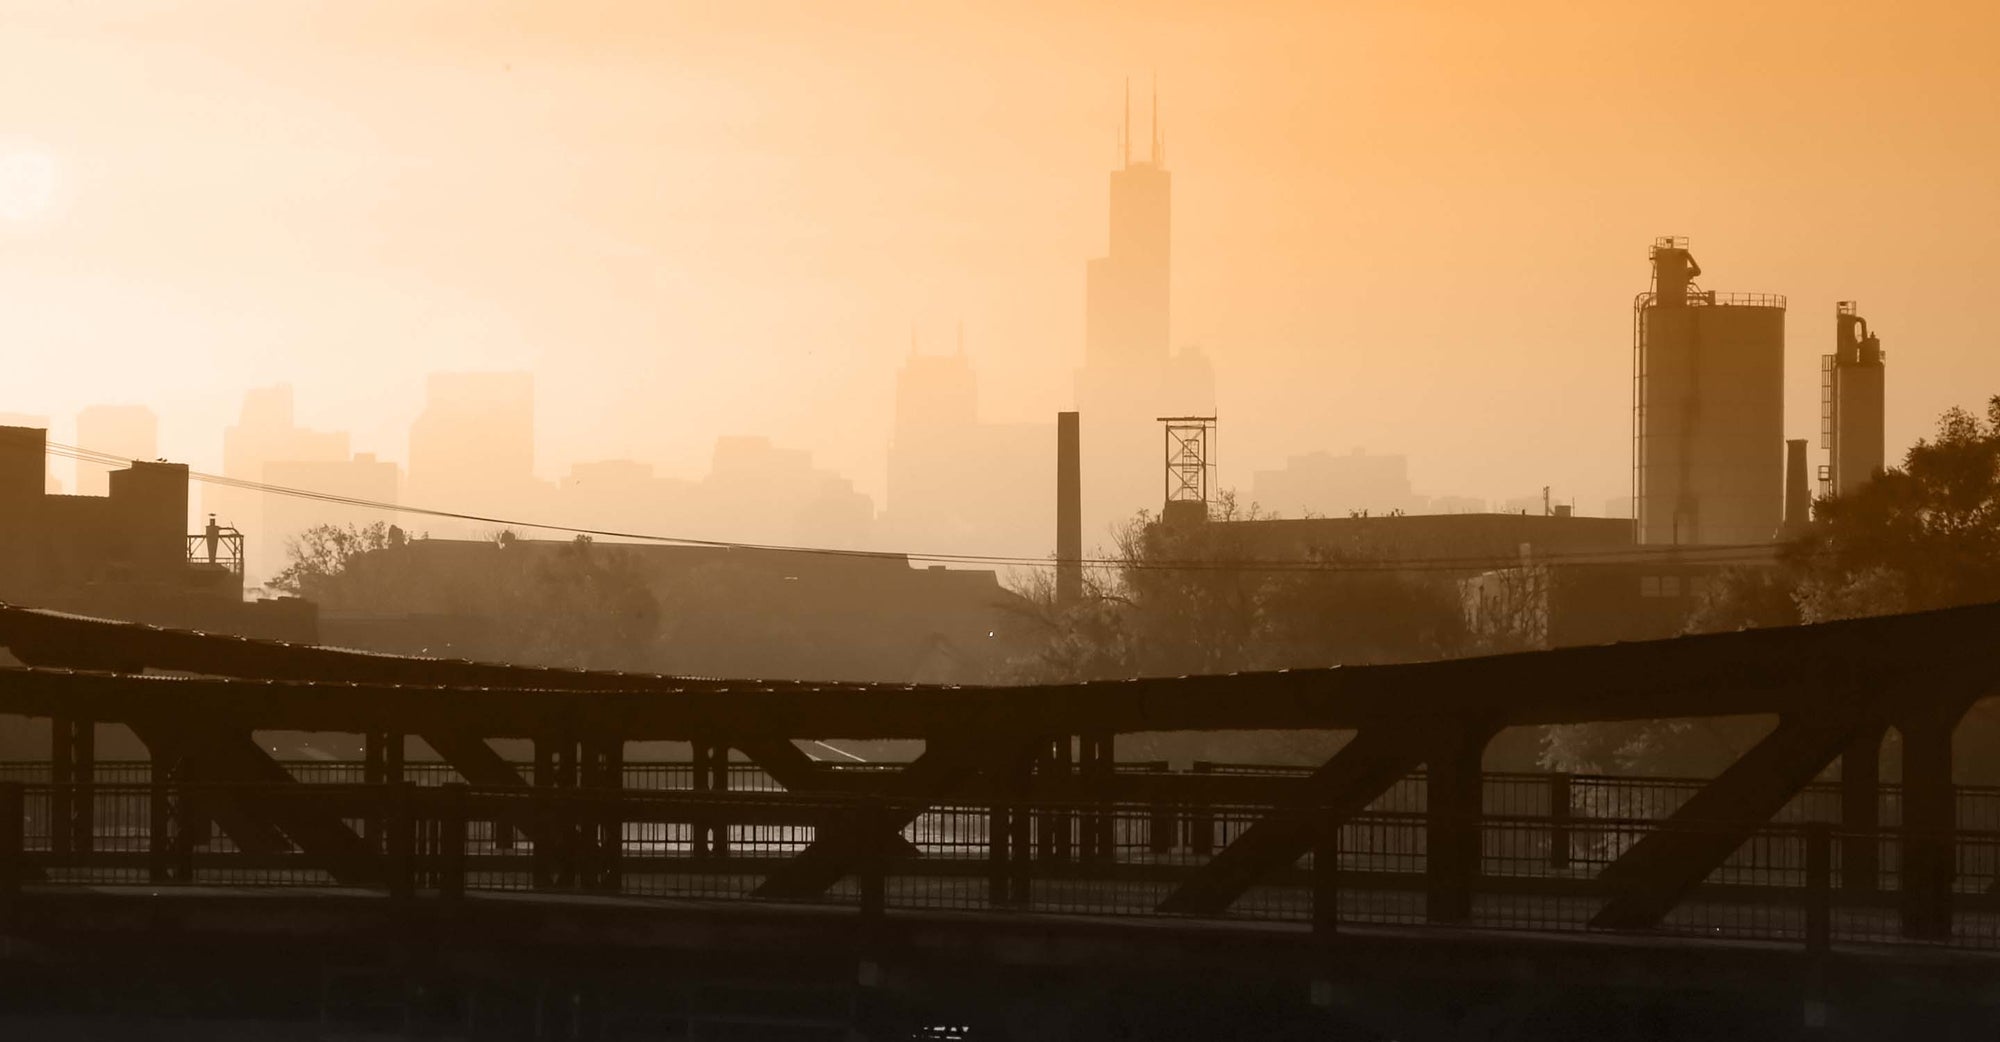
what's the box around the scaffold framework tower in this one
[1158,415,1216,519]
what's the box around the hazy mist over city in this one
[3,0,1995,565]
[9,4,2000,1038]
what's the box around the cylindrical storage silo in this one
[1634,241,1786,546]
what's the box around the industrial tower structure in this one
[1631,238,1787,546]
[1158,415,1216,526]
[1821,301,1886,499]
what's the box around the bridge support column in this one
[1841,724,1886,893]
[144,745,202,883]
[50,716,94,860]
[1009,747,1034,904]
[364,732,403,851]
[1037,737,1072,866]
[692,741,729,860]
[1425,726,1492,924]
[533,734,581,889]
[1079,732,1113,863]
[1901,711,1959,940]
[986,745,1037,907]
[581,736,623,892]
[1188,761,1215,857]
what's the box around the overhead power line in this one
[43,440,1782,575]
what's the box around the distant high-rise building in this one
[1084,89,1171,376]
[1631,238,1786,546]
[699,435,874,549]
[884,336,1050,558]
[210,385,352,583]
[407,371,538,520]
[553,440,873,553]
[1251,449,1425,519]
[1073,84,1215,538]
[557,459,697,539]
[261,454,401,582]
[1822,301,1886,499]
[1428,495,1490,515]
[74,404,157,497]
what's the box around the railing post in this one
[859,800,887,921]
[532,786,555,890]
[1081,732,1114,863]
[69,720,95,862]
[1804,823,1831,955]
[0,782,22,913]
[1050,737,1073,865]
[1548,772,1572,871]
[986,800,1009,907]
[174,787,199,884]
[853,799,891,1042]
[49,717,72,861]
[1189,762,1215,858]
[363,732,386,851]
[148,773,172,884]
[1147,764,1174,856]
[1312,814,1340,940]
[387,781,415,901]
[1008,797,1033,906]
[439,783,468,901]
[691,742,719,862]
[385,733,405,786]
[591,737,624,894]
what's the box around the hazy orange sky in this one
[1,0,1995,528]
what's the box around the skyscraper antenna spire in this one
[1122,77,1131,168]
[1150,74,1160,164]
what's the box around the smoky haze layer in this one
[0,0,1994,566]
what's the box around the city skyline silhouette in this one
[2,1,1993,552]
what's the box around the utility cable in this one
[41,440,1785,575]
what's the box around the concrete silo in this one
[1632,238,1787,545]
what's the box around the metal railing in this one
[1,780,1995,956]
[10,760,1983,817]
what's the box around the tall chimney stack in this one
[1782,438,1810,538]
[1057,412,1082,607]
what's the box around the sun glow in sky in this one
[0,0,1996,532]
[0,149,57,223]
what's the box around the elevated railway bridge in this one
[0,601,1996,1038]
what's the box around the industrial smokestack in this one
[1782,438,1810,538]
[1057,412,1081,607]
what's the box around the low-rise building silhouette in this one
[0,425,312,639]
[313,537,1024,684]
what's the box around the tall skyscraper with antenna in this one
[1085,80,1171,373]
[1075,81,1215,535]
